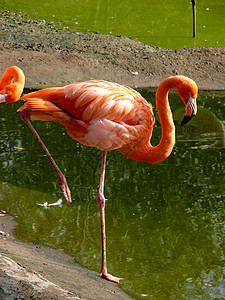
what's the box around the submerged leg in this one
[20,109,72,203]
[98,151,123,283]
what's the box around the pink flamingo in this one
[2,74,198,282]
[0,66,25,103]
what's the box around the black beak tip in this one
[181,115,193,126]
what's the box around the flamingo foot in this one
[57,174,72,203]
[100,271,123,283]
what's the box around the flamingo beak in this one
[0,93,8,103]
[181,96,197,126]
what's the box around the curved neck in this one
[0,66,25,102]
[123,78,176,164]
[151,78,176,163]
[0,66,25,88]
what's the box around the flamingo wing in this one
[19,81,155,151]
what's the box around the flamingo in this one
[0,66,25,103]
[4,75,198,283]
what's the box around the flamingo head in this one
[175,76,198,126]
[0,84,23,103]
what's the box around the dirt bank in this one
[0,214,132,299]
[0,11,224,90]
[0,10,224,300]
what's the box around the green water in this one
[0,91,224,299]
[0,0,225,49]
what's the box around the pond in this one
[0,90,224,299]
[0,0,224,49]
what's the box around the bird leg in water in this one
[98,151,123,283]
[20,109,72,203]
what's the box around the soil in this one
[0,11,224,91]
[0,10,224,300]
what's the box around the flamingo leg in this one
[20,109,72,203]
[98,151,123,283]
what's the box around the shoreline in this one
[0,11,224,91]
[0,213,133,299]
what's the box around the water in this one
[0,0,224,49]
[0,91,224,299]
